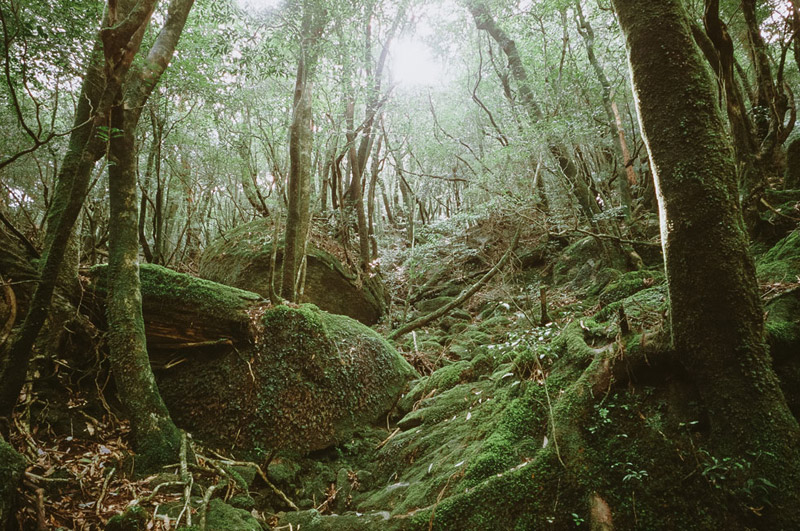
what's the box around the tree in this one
[611,0,800,523]
[281,0,327,302]
[0,0,161,426]
[106,0,195,472]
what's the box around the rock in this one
[89,265,416,458]
[197,219,384,324]
[155,302,416,457]
[553,236,603,286]
[205,499,261,531]
[0,440,25,531]
[416,296,456,314]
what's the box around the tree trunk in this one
[282,2,324,301]
[0,0,158,425]
[575,2,633,214]
[104,0,194,472]
[367,134,383,261]
[613,0,800,524]
[108,103,181,473]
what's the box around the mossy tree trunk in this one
[106,0,194,472]
[282,1,324,302]
[0,0,158,427]
[613,0,800,523]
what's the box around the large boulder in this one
[198,220,385,325]
[90,265,415,458]
[156,303,415,458]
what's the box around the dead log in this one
[90,264,264,350]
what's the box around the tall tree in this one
[281,0,326,301]
[612,0,800,524]
[0,0,160,425]
[106,0,194,472]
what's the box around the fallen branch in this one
[201,451,299,511]
[199,483,219,531]
[388,226,521,341]
[549,227,661,248]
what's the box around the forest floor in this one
[6,213,800,530]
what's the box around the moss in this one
[587,267,623,297]
[0,439,25,527]
[204,498,261,530]
[598,269,664,306]
[91,263,261,320]
[596,285,668,324]
[756,229,800,283]
[552,236,603,286]
[105,505,148,531]
[156,304,415,458]
[416,296,456,313]
[197,219,384,324]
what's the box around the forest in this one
[1,0,799,529]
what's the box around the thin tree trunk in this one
[282,2,324,301]
[105,0,194,471]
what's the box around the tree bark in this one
[282,1,325,301]
[0,0,158,425]
[282,52,313,301]
[613,0,800,524]
[105,0,194,472]
[575,2,633,214]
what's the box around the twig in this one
[0,274,17,348]
[200,452,299,511]
[376,427,400,450]
[179,432,192,527]
[95,467,116,517]
[35,487,46,531]
[199,483,219,531]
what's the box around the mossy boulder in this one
[552,236,603,286]
[156,303,415,457]
[416,296,456,314]
[598,269,664,306]
[198,219,384,324]
[0,440,25,530]
[204,498,261,530]
[105,506,148,531]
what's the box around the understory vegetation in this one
[2,0,800,529]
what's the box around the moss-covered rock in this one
[415,296,456,314]
[552,236,603,286]
[598,269,664,306]
[156,303,415,457]
[105,505,148,531]
[198,219,384,324]
[0,439,25,531]
[205,498,261,530]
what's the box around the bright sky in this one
[390,37,443,88]
[236,0,280,11]
[233,0,451,88]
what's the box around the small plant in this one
[612,461,648,483]
[571,512,585,526]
